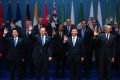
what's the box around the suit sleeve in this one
[112,36,116,58]
[48,37,53,57]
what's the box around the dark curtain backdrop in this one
[1,0,120,27]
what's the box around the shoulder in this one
[99,33,104,36]
[46,36,51,40]
[77,36,83,41]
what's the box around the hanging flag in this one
[26,0,30,21]
[97,0,102,27]
[0,0,3,27]
[33,1,38,26]
[78,0,84,22]
[105,0,110,24]
[51,0,58,28]
[43,1,49,25]
[70,0,75,25]
[114,0,120,25]
[53,0,57,15]
[15,2,22,28]
[89,0,94,18]
[6,1,12,25]
[61,0,66,24]
[0,0,3,36]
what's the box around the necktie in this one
[14,38,17,47]
[72,37,76,46]
[41,36,44,46]
[82,29,85,38]
[107,34,109,40]
[59,32,62,39]
[67,27,70,35]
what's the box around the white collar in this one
[72,36,77,39]
[14,37,18,40]
[41,35,46,38]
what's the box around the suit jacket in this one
[65,36,84,61]
[32,35,52,63]
[96,33,115,58]
[78,27,94,44]
[64,26,75,37]
[45,23,53,37]
[52,31,66,56]
[23,32,35,60]
[33,24,44,35]
[3,36,24,61]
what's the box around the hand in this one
[52,30,56,36]
[111,58,115,63]
[3,28,8,35]
[94,31,98,36]
[63,35,68,42]
[28,26,33,31]
[0,54,2,57]
[22,59,24,62]
[48,57,52,61]
[54,17,58,22]
[81,57,84,62]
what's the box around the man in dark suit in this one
[3,28,24,80]
[52,24,66,79]
[28,27,52,80]
[23,21,34,78]
[64,28,84,80]
[94,25,115,80]
[64,19,75,37]
[33,18,44,35]
[78,20,94,79]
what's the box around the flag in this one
[26,0,30,21]
[105,0,110,24]
[114,0,120,25]
[33,1,38,26]
[97,0,102,27]
[79,0,84,22]
[0,0,3,27]
[15,2,22,28]
[61,0,66,24]
[70,0,75,24]
[51,0,58,28]
[89,0,94,18]
[53,0,57,15]
[43,1,49,25]
[6,1,12,24]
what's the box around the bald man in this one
[94,25,116,80]
[31,27,53,80]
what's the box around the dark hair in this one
[12,28,19,33]
[81,20,87,24]
[71,27,78,32]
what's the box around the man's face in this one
[66,19,71,26]
[39,28,46,36]
[12,30,19,38]
[26,21,32,29]
[71,29,78,37]
[38,18,43,24]
[58,24,64,31]
[81,21,87,29]
[92,20,96,26]
[104,26,112,33]
[25,21,29,28]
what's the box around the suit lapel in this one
[38,36,42,46]
[74,37,79,47]
[69,37,73,47]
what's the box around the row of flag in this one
[0,0,120,29]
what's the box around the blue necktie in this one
[41,36,44,46]
[82,29,85,38]
[14,38,17,47]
